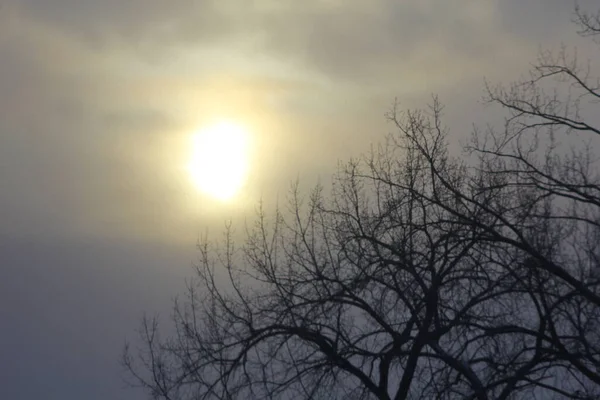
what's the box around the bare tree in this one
[123,4,600,400]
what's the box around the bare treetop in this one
[124,4,600,400]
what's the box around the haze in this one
[0,1,598,399]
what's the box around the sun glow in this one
[188,120,250,201]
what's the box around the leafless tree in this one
[123,4,600,400]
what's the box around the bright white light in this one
[188,121,250,201]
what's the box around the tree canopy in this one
[124,5,600,400]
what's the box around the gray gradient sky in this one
[0,1,597,399]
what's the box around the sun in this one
[188,120,250,201]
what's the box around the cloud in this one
[2,2,598,400]
[0,0,589,244]
[253,1,501,81]
[12,0,232,49]
[9,0,543,84]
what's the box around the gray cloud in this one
[255,1,502,81]
[1,2,598,399]
[9,0,564,84]
[1,0,588,243]
[12,0,232,49]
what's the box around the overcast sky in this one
[0,1,598,399]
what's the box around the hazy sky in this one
[0,1,597,399]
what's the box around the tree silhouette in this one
[123,5,600,399]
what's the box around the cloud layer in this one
[2,1,599,399]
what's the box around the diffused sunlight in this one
[188,120,250,201]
